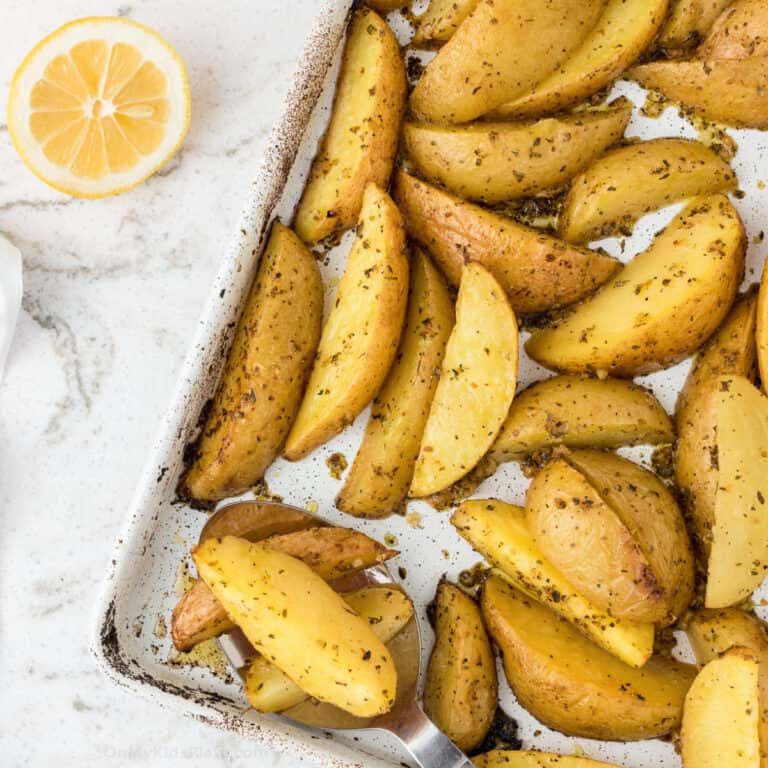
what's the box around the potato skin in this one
[392,170,619,316]
[658,0,733,52]
[473,751,623,768]
[293,8,406,243]
[424,582,497,753]
[687,608,768,664]
[410,0,606,123]
[413,0,480,46]
[481,575,695,741]
[559,138,737,244]
[527,194,745,376]
[336,249,454,518]
[698,0,768,59]
[491,375,673,461]
[404,100,631,204]
[180,223,322,503]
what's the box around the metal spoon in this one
[207,499,474,768]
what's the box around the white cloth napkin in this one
[0,235,22,381]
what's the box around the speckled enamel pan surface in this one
[92,2,768,767]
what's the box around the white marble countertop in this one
[0,1,324,765]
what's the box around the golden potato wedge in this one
[658,0,734,52]
[413,0,480,46]
[336,249,454,518]
[193,536,397,717]
[424,582,497,752]
[681,650,762,768]
[392,170,619,315]
[491,0,668,119]
[171,526,397,651]
[698,0,768,58]
[180,224,322,503]
[630,57,768,129]
[409,0,606,123]
[527,194,745,377]
[403,101,631,205]
[687,608,768,664]
[491,375,673,462]
[293,9,405,243]
[410,263,518,497]
[244,586,414,713]
[473,751,623,768]
[481,575,695,740]
[285,183,408,460]
[559,138,737,244]
[757,263,768,394]
[452,499,654,667]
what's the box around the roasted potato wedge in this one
[559,138,737,244]
[367,0,408,12]
[757,264,768,393]
[687,608,768,664]
[452,499,654,667]
[410,262,518,497]
[413,0,480,46]
[180,224,322,503]
[491,0,668,119]
[527,194,745,376]
[658,0,733,52]
[392,170,619,315]
[293,8,405,243]
[681,649,763,768]
[424,582,497,753]
[403,100,631,205]
[409,0,606,123]
[336,248,454,517]
[245,586,414,713]
[285,183,408,460]
[473,753,622,768]
[698,0,768,58]
[491,375,673,462]
[481,575,695,740]
[198,500,322,543]
[193,536,397,717]
[526,450,694,624]
[171,526,397,651]
[630,57,768,129]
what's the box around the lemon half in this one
[7,17,190,198]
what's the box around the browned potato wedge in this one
[473,753,622,768]
[367,0,408,12]
[194,536,397,717]
[409,0,606,123]
[481,575,695,740]
[630,57,768,129]
[491,0,668,119]
[171,526,397,651]
[491,375,673,462]
[559,138,737,244]
[285,183,408,460]
[198,500,322,543]
[336,248,454,518]
[526,450,694,624]
[681,649,763,768]
[658,0,733,52]
[180,224,322,503]
[424,582,497,752]
[244,586,414,713]
[452,499,654,667]
[757,264,768,393]
[410,262,518,497]
[413,0,480,46]
[698,0,768,58]
[687,608,768,664]
[526,195,745,376]
[293,8,406,243]
[392,170,619,315]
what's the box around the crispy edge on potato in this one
[452,499,655,667]
[559,138,737,244]
[491,375,673,462]
[472,752,623,768]
[336,248,454,518]
[409,0,607,123]
[491,0,668,119]
[293,8,406,244]
[410,262,518,497]
[658,0,733,52]
[171,526,397,651]
[698,0,768,59]
[403,99,631,204]
[180,223,322,503]
[526,194,745,377]
[480,575,695,741]
[392,170,619,315]
[193,536,397,718]
[423,581,497,752]
[285,183,409,460]
[412,0,480,46]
